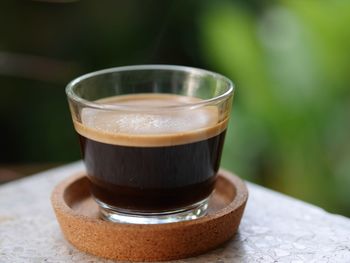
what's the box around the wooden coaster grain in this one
[51,170,248,262]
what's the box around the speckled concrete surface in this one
[1,162,349,263]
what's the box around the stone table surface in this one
[1,162,350,263]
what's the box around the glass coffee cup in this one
[66,65,234,224]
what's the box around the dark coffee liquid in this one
[79,131,226,212]
[74,94,228,212]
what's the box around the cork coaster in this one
[51,170,248,262]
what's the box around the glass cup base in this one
[95,198,210,224]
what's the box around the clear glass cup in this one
[66,65,234,224]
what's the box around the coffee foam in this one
[73,94,228,147]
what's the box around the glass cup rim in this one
[66,64,234,111]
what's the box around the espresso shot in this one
[74,94,228,213]
[67,65,234,223]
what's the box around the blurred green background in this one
[0,0,349,217]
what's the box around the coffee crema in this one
[74,94,228,212]
[74,93,227,147]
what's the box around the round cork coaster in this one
[51,170,248,262]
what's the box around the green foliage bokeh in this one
[200,1,350,216]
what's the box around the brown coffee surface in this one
[74,94,228,212]
[74,93,228,147]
